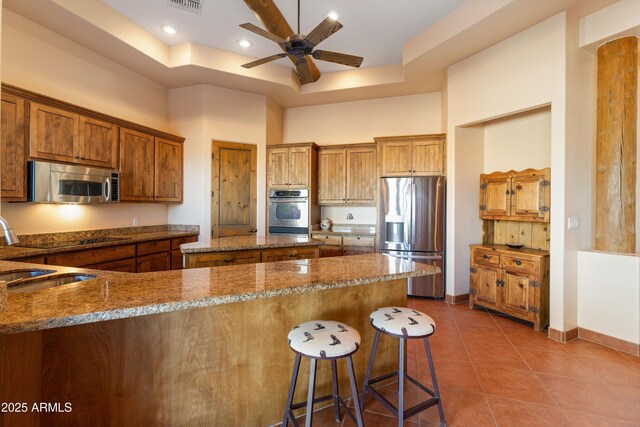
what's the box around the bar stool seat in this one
[369,307,435,338]
[288,321,361,359]
[283,320,364,427]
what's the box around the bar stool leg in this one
[282,355,302,427]
[346,356,365,427]
[331,359,341,422]
[304,359,318,427]
[424,338,446,427]
[360,330,380,408]
[398,337,405,426]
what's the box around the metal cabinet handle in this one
[482,255,490,260]
[513,259,522,266]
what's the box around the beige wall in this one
[1,9,172,235]
[283,93,442,144]
[168,85,268,239]
[266,98,283,146]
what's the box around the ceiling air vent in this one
[168,0,203,15]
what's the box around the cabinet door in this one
[119,128,155,202]
[472,265,501,308]
[480,174,511,218]
[288,147,310,187]
[29,102,79,163]
[78,116,118,169]
[137,252,170,273]
[511,171,549,222]
[502,270,537,317]
[412,139,444,175]
[267,147,289,187]
[1,93,27,201]
[318,148,346,204]
[346,147,376,204]
[154,138,183,202]
[319,245,343,258]
[380,141,412,176]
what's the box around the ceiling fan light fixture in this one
[238,39,252,48]
[162,25,178,35]
[327,11,339,21]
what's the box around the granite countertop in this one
[311,224,376,237]
[0,254,439,335]
[181,235,324,254]
[0,226,199,260]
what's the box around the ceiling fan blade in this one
[243,0,321,82]
[242,53,287,69]
[312,50,364,68]
[305,17,343,47]
[239,23,286,44]
[294,58,313,85]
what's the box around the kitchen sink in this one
[7,273,96,294]
[0,269,55,282]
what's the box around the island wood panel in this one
[119,128,155,202]
[29,102,79,163]
[1,93,27,201]
[154,138,183,203]
[346,146,376,204]
[78,116,118,169]
[0,279,405,426]
[317,148,347,204]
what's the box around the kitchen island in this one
[0,254,438,426]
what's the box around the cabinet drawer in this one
[312,234,342,245]
[502,254,537,273]
[186,250,261,268]
[137,239,171,256]
[343,236,374,247]
[86,257,137,273]
[171,235,198,250]
[13,256,47,265]
[48,244,136,267]
[472,250,500,266]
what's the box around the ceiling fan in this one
[240,0,364,85]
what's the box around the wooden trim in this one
[548,327,579,343]
[446,293,469,304]
[317,142,375,151]
[578,327,639,356]
[2,83,184,143]
[268,141,318,149]
[374,133,446,144]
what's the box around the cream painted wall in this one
[446,14,568,332]
[266,98,283,146]
[168,85,268,239]
[283,93,442,145]
[1,9,172,235]
[321,206,377,226]
[483,108,551,172]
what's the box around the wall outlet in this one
[133,217,139,226]
[346,213,354,220]
[567,216,579,229]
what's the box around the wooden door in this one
[480,173,511,219]
[412,139,444,175]
[380,141,412,176]
[212,141,257,237]
[511,170,550,222]
[502,270,536,317]
[154,138,183,202]
[346,146,376,204]
[119,128,155,202]
[472,265,501,308]
[78,116,118,169]
[267,147,289,187]
[1,93,27,201]
[29,102,79,163]
[288,147,310,187]
[318,148,346,204]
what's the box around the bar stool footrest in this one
[290,393,359,424]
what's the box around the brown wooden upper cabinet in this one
[155,137,183,202]
[479,168,550,222]
[1,92,27,201]
[29,102,119,169]
[376,134,446,176]
[318,144,376,205]
[267,143,316,188]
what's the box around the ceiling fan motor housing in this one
[284,34,314,59]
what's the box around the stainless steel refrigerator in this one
[379,176,445,298]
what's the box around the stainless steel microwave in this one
[28,161,119,204]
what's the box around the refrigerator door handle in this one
[410,181,416,245]
[386,254,443,261]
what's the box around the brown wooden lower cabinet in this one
[137,252,170,273]
[11,256,46,264]
[184,246,320,269]
[261,247,319,262]
[319,245,344,257]
[312,233,375,258]
[86,257,137,273]
[469,245,549,330]
[47,245,137,268]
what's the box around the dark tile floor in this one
[281,298,640,426]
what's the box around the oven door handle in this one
[269,199,307,203]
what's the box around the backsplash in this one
[320,206,377,225]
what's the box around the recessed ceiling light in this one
[238,39,252,48]
[327,11,339,21]
[162,25,178,35]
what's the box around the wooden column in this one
[596,37,638,253]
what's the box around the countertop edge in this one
[181,240,323,253]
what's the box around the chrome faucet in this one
[0,216,19,245]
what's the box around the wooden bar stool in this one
[283,320,365,427]
[360,307,446,426]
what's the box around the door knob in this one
[249,228,258,233]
